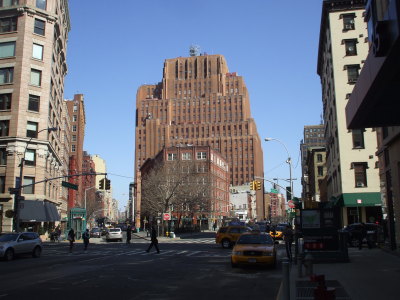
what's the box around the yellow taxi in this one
[231,232,277,268]
[269,224,286,239]
[216,225,252,248]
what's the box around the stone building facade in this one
[0,0,70,233]
[134,54,264,228]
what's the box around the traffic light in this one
[286,186,292,200]
[250,181,255,190]
[105,179,111,190]
[99,178,105,190]
[256,180,261,190]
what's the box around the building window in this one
[0,0,19,7]
[73,115,77,122]
[71,144,76,152]
[0,175,5,193]
[317,154,323,162]
[352,129,365,148]
[72,135,77,142]
[72,125,77,132]
[0,120,9,136]
[30,69,42,86]
[0,93,11,110]
[353,163,367,187]
[28,94,40,111]
[197,152,207,160]
[182,152,192,160]
[343,13,355,30]
[24,149,36,166]
[0,41,15,58]
[167,153,177,161]
[0,16,17,33]
[23,176,35,194]
[345,65,360,84]
[318,166,324,177]
[344,39,357,56]
[34,19,45,35]
[0,67,13,84]
[0,148,6,165]
[26,121,38,138]
[73,105,78,112]
[32,43,43,60]
[36,0,46,10]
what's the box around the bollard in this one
[282,259,290,300]
[303,253,314,276]
[297,253,304,277]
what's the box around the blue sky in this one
[65,0,323,210]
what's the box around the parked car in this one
[90,227,101,238]
[104,228,123,242]
[231,232,277,268]
[341,223,384,247]
[216,225,252,248]
[0,232,42,261]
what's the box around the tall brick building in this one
[134,53,264,228]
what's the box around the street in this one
[0,232,285,300]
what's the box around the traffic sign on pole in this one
[62,181,78,190]
[288,200,295,209]
[163,213,171,221]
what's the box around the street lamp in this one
[14,127,58,232]
[264,138,293,201]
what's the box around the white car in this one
[0,232,42,261]
[104,228,123,242]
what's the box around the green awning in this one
[341,192,381,207]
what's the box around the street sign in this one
[163,213,171,221]
[270,188,278,193]
[62,181,78,190]
[288,200,295,208]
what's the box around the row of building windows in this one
[0,67,43,86]
[0,1,47,9]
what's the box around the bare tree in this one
[141,159,212,231]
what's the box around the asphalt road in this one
[0,233,285,300]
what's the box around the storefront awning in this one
[19,200,60,222]
[19,200,47,222]
[341,193,382,207]
[44,202,60,222]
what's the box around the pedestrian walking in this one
[283,225,294,261]
[213,222,217,231]
[82,229,90,251]
[56,226,62,243]
[357,223,367,250]
[126,224,132,244]
[146,226,160,253]
[67,229,75,253]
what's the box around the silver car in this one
[0,232,42,261]
[104,228,123,242]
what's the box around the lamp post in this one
[14,127,58,232]
[265,138,293,201]
[264,137,299,263]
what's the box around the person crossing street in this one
[83,229,90,252]
[146,226,160,253]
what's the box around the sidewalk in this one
[280,246,400,300]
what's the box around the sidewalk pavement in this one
[279,246,400,300]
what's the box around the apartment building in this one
[318,0,382,226]
[345,0,400,249]
[305,147,327,208]
[0,0,70,233]
[300,124,326,200]
[139,145,230,230]
[134,53,264,228]
[65,94,85,208]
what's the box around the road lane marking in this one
[186,251,203,256]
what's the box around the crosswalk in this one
[43,247,231,258]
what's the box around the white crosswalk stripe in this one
[43,247,230,258]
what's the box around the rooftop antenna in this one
[189,45,201,57]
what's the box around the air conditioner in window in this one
[345,24,353,30]
[356,182,365,187]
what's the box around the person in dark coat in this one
[357,223,367,250]
[283,225,294,261]
[146,226,160,253]
[82,229,90,251]
[126,225,132,244]
[67,229,75,253]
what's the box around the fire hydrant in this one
[303,253,314,276]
